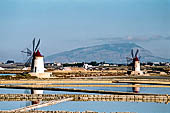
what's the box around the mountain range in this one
[45,43,170,63]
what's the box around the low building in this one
[83,64,93,70]
[0,67,4,70]
[6,60,14,64]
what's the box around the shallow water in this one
[0,87,170,112]
[0,101,29,110]
[38,101,170,113]
[1,86,169,94]
[0,74,16,76]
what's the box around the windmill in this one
[22,38,52,78]
[21,38,40,71]
[126,49,142,75]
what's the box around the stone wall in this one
[0,94,169,104]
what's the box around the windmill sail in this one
[135,49,139,57]
[33,38,35,52]
[35,39,40,52]
[131,49,134,58]
[26,48,32,56]
[25,56,33,67]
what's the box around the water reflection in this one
[31,89,43,105]
[132,84,140,93]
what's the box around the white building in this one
[83,64,93,70]
[0,67,4,70]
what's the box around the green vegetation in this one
[0,73,37,80]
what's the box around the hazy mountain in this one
[45,43,170,63]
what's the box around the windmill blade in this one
[131,49,134,58]
[33,38,35,52]
[126,57,133,62]
[126,57,133,66]
[34,39,40,52]
[26,48,32,56]
[21,48,32,56]
[25,56,32,65]
[25,56,33,67]
[21,50,28,54]
[135,49,139,57]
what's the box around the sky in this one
[0,0,170,62]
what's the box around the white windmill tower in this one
[127,49,143,75]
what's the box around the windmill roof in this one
[35,50,43,57]
[134,57,139,61]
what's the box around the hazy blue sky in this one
[0,0,170,62]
